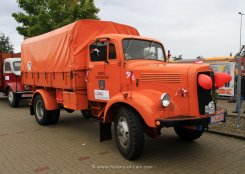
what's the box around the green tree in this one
[0,33,14,53]
[12,0,100,38]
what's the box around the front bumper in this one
[16,91,33,98]
[16,91,32,94]
[155,107,227,127]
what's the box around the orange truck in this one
[21,20,230,160]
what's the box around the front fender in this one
[104,90,163,127]
[5,83,17,93]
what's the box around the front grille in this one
[140,73,182,83]
[197,72,215,115]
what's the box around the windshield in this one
[13,61,21,71]
[123,39,165,61]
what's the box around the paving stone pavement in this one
[0,96,244,174]
[208,99,245,138]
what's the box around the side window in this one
[109,43,116,59]
[13,61,21,71]
[89,42,107,62]
[4,62,11,72]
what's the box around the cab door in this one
[87,40,121,102]
[3,61,17,92]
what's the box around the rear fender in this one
[31,89,59,110]
[104,90,162,127]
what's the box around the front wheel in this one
[8,88,20,108]
[114,107,144,160]
[174,126,204,141]
[33,94,60,125]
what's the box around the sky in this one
[0,0,245,59]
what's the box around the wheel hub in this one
[36,100,44,120]
[8,90,13,103]
[117,117,129,148]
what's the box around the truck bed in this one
[22,70,86,90]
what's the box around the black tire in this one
[81,110,91,119]
[33,94,60,125]
[8,88,20,108]
[174,126,204,141]
[114,107,144,160]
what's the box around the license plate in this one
[209,114,224,124]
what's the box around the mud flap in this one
[100,122,112,142]
[30,105,34,115]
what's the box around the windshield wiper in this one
[125,37,134,56]
[145,40,155,58]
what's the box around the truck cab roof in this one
[4,57,21,63]
[96,34,162,44]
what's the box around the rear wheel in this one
[174,126,204,141]
[8,88,20,108]
[33,94,60,125]
[114,107,144,160]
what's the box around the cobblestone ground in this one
[209,99,245,136]
[209,116,245,136]
[0,96,244,174]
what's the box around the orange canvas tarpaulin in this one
[21,20,140,73]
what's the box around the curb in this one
[205,130,245,140]
[227,114,245,119]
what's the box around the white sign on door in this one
[5,76,9,81]
[94,90,110,100]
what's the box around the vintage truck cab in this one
[1,58,32,107]
[86,34,228,158]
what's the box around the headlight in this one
[205,101,215,114]
[160,93,171,107]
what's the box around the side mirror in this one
[167,50,171,61]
